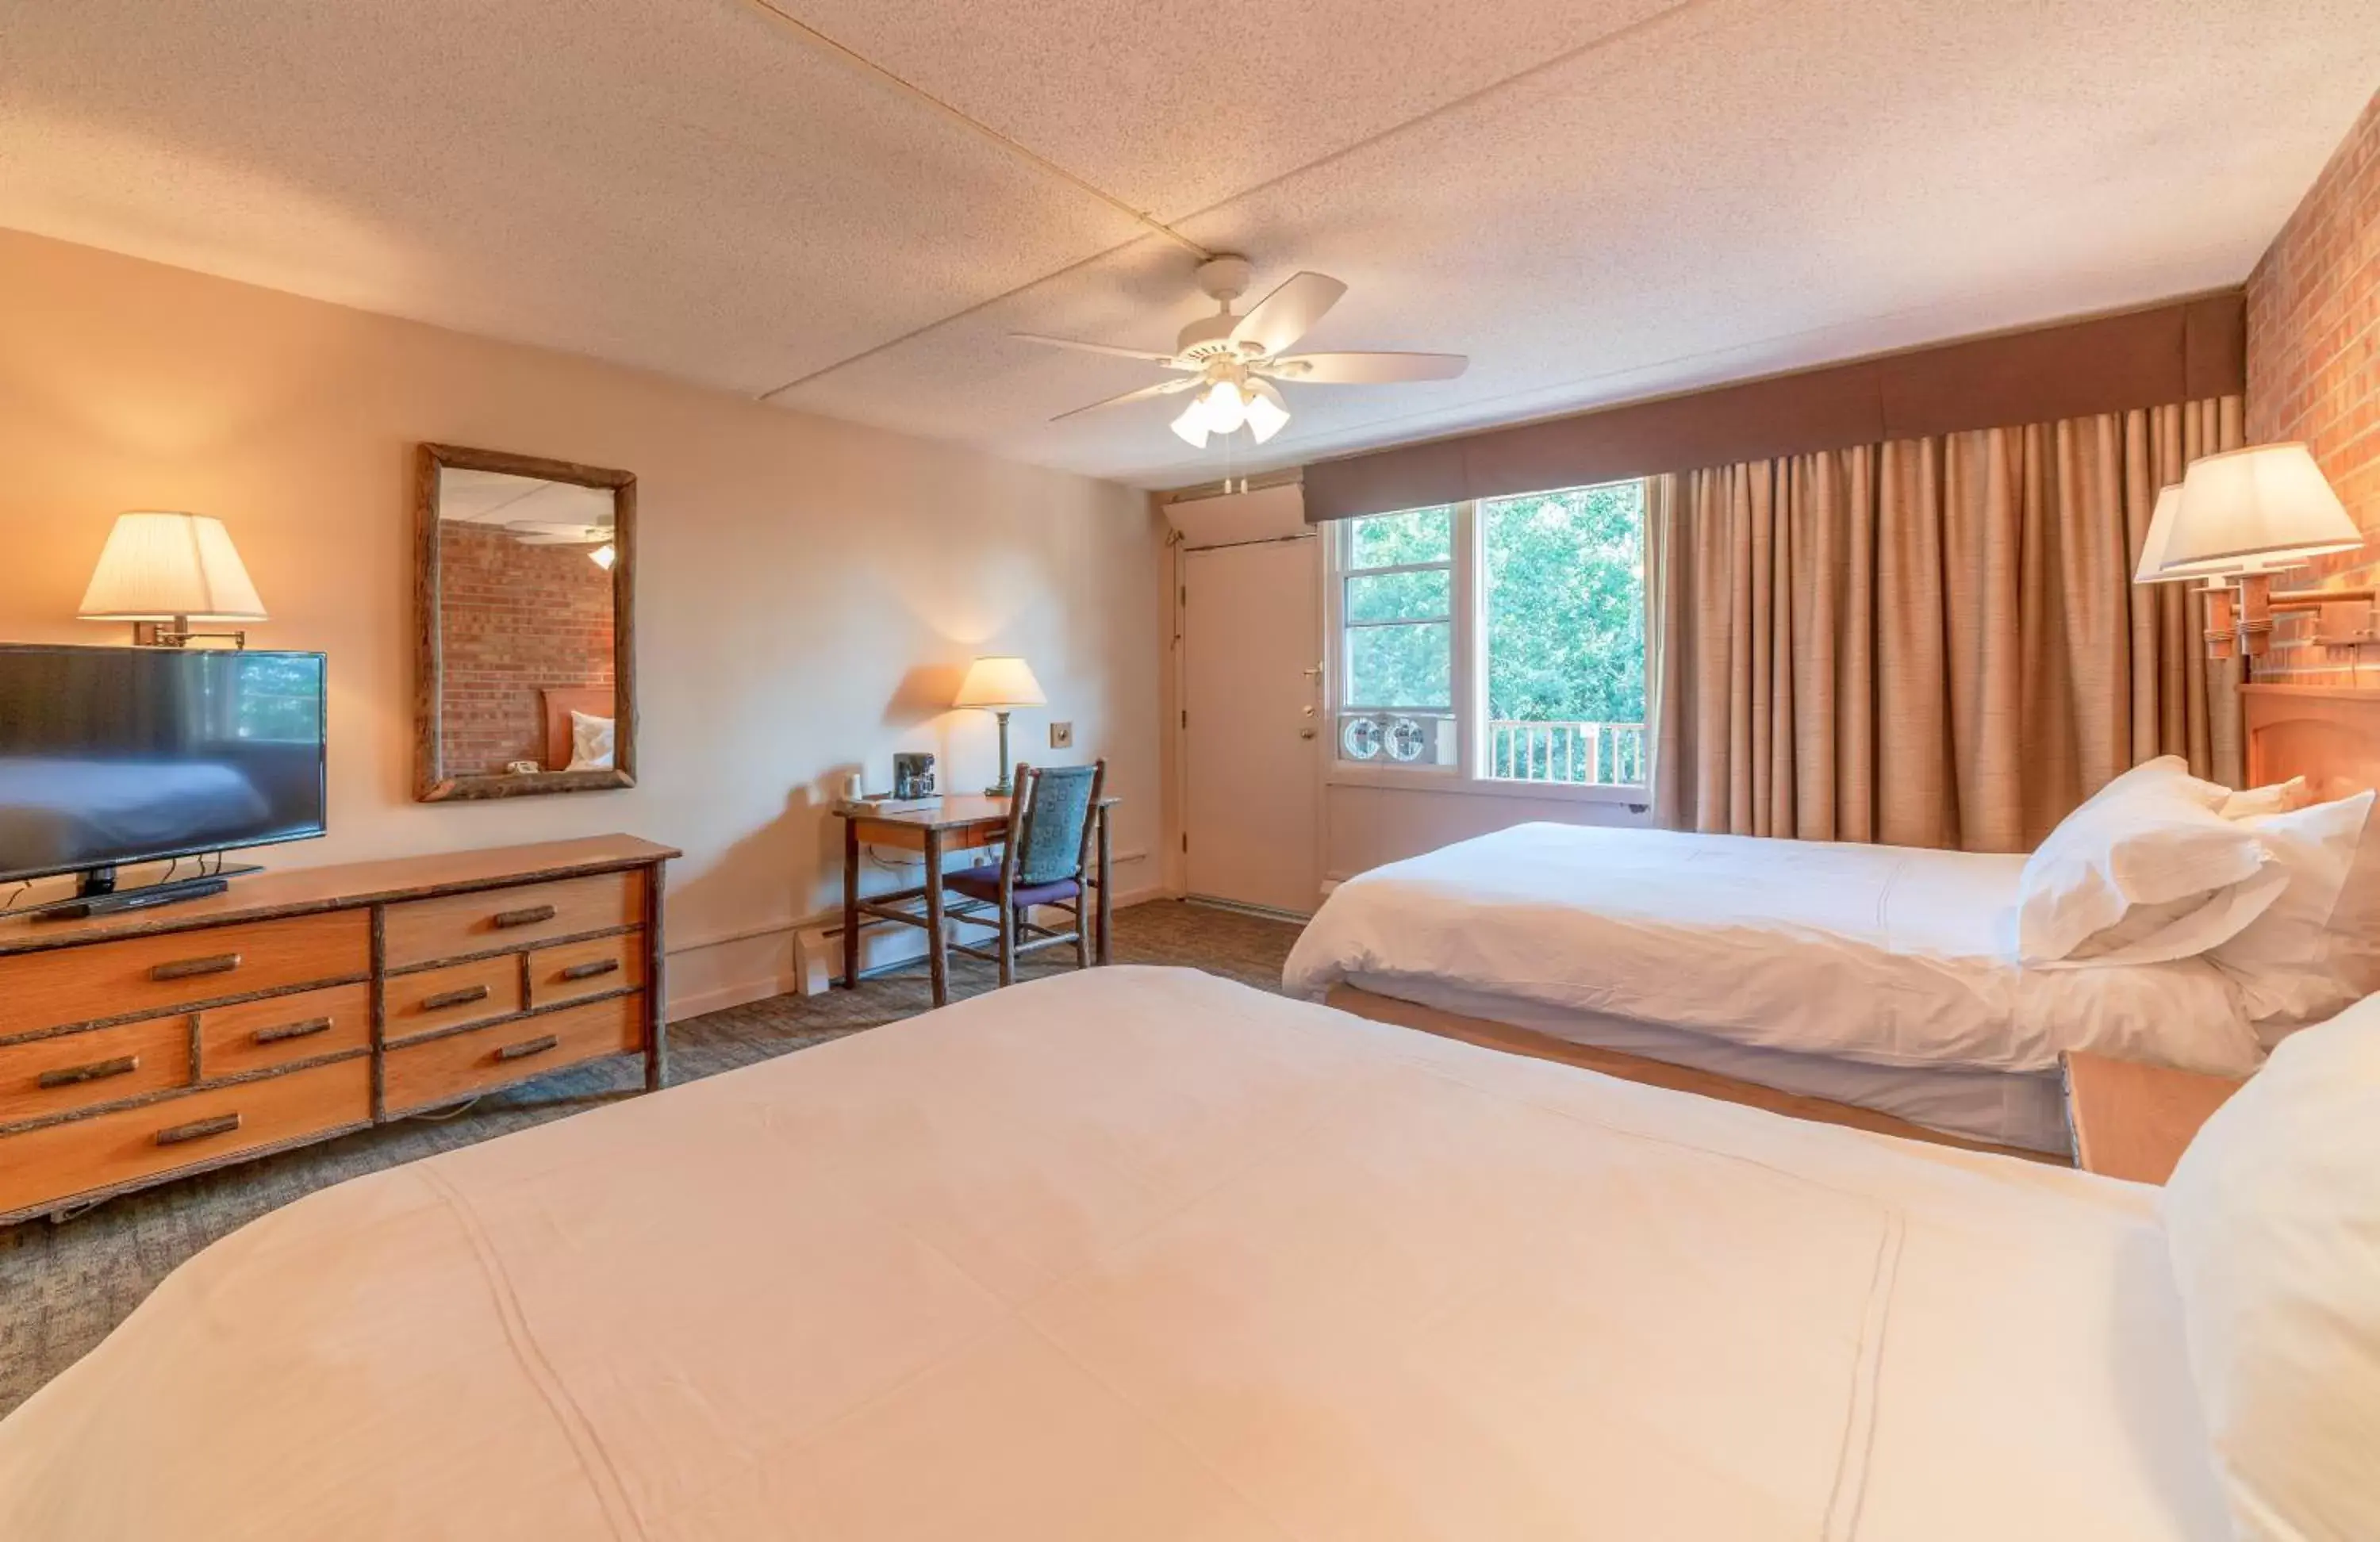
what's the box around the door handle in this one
[1299,728,1318,739]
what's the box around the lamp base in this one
[985,709,1015,799]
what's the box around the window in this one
[1336,506,1458,767]
[1480,481,1646,786]
[1330,481,1647,792]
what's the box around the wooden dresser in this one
[0,835,675,1226]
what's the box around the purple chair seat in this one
[946,865,1081,907]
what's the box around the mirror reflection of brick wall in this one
[438,523,616,773]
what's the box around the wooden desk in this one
[835,796,1118,1006]
[2062,1050,2246,1185]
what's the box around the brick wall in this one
[437,522,616,774]
[2246,90,2380,677]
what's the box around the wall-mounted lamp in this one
[78,511,268,648]
[2140,445,2364,661]
[953,655,1046,796]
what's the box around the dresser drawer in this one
[382,956,522,1045]
[0,1015,194,1128]
[200,982,373,1081]
[527,932,646,1010]
[383,994,643,1116]
[0,1057,371,1220]
[382,872,643,969]
[0,911,369,1040]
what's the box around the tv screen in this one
[0,646,327,884]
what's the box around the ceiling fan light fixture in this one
[1198,379,1249,435]
[1245,381,1290,444]
[1169,401,1211,449]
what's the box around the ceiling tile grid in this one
[3,0,2376,485]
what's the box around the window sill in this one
[1325,766,1649,807]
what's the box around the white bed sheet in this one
[1286,823,2263,1076]
[0,969,2225,1541]
[1345,971,2072,1152]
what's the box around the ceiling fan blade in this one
[1229,272,1347,357]
[1263,351,1468,384]
[1012,332,1188,366]
[1050,375,1200,421]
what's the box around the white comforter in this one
[1284,823,2263,1076]
[0,969,2225,1540]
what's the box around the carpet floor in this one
[0,900,1301,1417]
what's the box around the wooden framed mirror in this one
[414,443,636,801]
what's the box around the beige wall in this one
[0,230,1165,1018]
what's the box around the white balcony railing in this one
[1488,719,1645,786]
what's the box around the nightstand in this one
[2060,1051,2248,1184]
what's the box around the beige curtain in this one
[1646,397,2243,852]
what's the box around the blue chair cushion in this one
[946,865,1081,907]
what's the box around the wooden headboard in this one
[539,686,615,770]
[2241,685,2380,797]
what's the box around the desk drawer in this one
[0,1015,194,1128]
[201,982,373,1080]
[0,1057,370,1220]
[383,873,643,969]
[0,911,369,1040]
[382,956,521,1045]
[527,932,646,1010]
[383,995,643,1116]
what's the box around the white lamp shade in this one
[2133,484,2241,585]
[952,655,1046,709]
[1169,400,1210,449]
[2159,444,2362,576]
[78,512,267,621]
[1245,379,1291,445]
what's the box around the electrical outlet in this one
[1049,721,1074,749]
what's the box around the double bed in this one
[0,966,2229,1539]
[1289,685,2380,1157]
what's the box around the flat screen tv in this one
[0,645,327,890]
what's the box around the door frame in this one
[1171,528,1328,917]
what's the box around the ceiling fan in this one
[1016,255,1468,449]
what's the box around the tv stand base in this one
[24,865,261,922]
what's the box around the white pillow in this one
[565,710,615,772]
[2163,995,2380,1540]
[2223,777,2313,819]
[2016,756,2271,965]
[2213,792,2379,1035]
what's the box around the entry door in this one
[1183,538,1322,914]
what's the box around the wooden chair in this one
[946,759,1107,987]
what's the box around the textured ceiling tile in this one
[781,0,2380,484]
[3,0,2378,485]
[762,0,1682,218]
[0,0,1148,392]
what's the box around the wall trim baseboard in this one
[667,876,1165,1020]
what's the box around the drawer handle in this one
[494,1034,560,1063]
[420,984,492,1011]
[493,905,558,930]
[151,953,242,982]
[154,1112,241,1148]
[251,1016,334,1046]
[38,1054,140,1089]
[559,958,620,983]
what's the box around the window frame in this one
[1322,490,1648,806]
